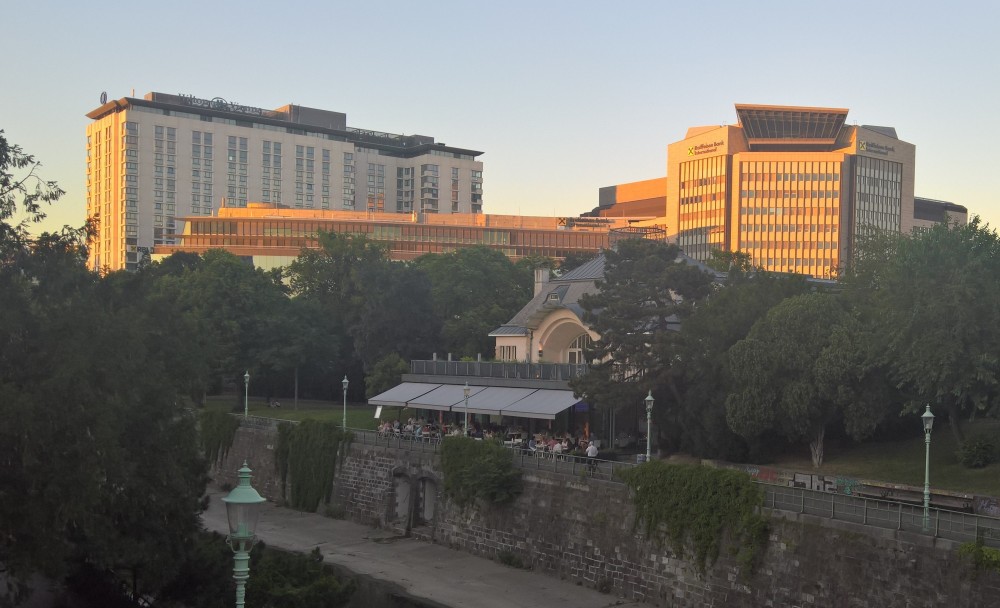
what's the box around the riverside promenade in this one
[202,490,641,608]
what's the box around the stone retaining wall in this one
[213,427,1000,607]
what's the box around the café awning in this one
[409,383,487,412]
[464,387,538,416]
[367,382,440,407]
[368,382,584,420]
[503,389,583,420]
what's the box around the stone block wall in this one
[213,427,1000,607]
[213,425,282,497]
[334,443,403,527]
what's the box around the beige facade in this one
[662,105,918,277]
[85,92,484,272]
[912,197,968,231]
[492,264,603,364]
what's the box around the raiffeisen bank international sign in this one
[859,141,896,156]
[688,141,725,156]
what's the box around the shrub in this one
[440,437,522,507]
[497,550,526,569]
[199,410,240,465]
[959,537,1000,576]
[957,435,997,469]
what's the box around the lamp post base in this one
[232,544,250,608]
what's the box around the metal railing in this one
[409,360,590,381]
[762,483,1000,547]
[350,427,658,482]
[241,420,1000,546]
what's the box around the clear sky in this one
[3,0,998,234]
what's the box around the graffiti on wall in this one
[790,473,861,496]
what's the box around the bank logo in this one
[859,141,894,156]
[688,147,695,156]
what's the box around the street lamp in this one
[463,382,470,436]
[243,371,250,420]
[921,404,935,531]
[222,461,266,608]
[341,375,349,431]
[645,390,654,462]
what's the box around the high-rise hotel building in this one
[664,104,915,277]
[85,92,484,272]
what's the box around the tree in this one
[843,220,1000,443]
[286,231,437,379]
[571,239,716,421]
[669,271,811,460]
[0,134,208,604]
[366,353,411,399]
[725,292,888,467]
[704,249,754,274]
[149,249,291,399]
[558,251,598,275]
[0,130,65,253]
[414,246,531,358]
[348,260,438,371]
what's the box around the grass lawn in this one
[770,419,1000,498]
[200,395,1000,498]
[201,395,416,430]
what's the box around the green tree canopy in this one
[669,271,811,460]
[725,292,888,467]
[414,246,531,358]
[285,231,437,379]
[0,133,208,603]
[843,220,1000,442]
[571,239,716,417]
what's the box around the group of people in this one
[377,417,443,440]
[375,418,601,471]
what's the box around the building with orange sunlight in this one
[596,104,975,278]
[666,104,919,277]
[590,178,666,219]
[152,205,639,269]
[85,92,484,272]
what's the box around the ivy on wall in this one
[440,437,522,508]
[199,410,241,465]
[959,538,1000,576]
[274,420,345,512]
[620,461,768,574]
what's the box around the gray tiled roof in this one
[558,255,605,281]
[492,255,606,333]
[488,326,531,337]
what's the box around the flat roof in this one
[86,92,484,158]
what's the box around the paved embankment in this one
[202,491,640,608]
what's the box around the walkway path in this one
[202,491,640,608]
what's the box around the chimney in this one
[533,268,550,297]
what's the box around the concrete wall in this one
[214,427,1000,607]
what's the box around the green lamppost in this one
[921,405,935,532]
[645,390,654,463]
[222,461,266,608]
[463,382,470,436]
[243,371,250,420]
[342,375,349,431]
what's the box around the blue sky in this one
[4,0,998,233]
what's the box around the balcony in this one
[410,360,590,381]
